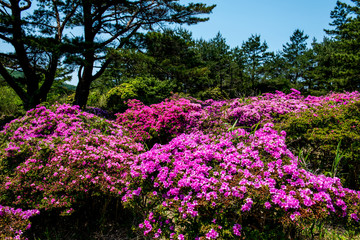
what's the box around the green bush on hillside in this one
[276,100,360,189]
[0,86,24,129]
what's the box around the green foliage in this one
[47,84,76,106]
[323,0,360,91]
[100,29,210,97]
[87,90,107,109]
[195,33,232,94]
[276,100,360,189]
[282,29,310,86]
[305,38,338,95]
[324,140,345,178]
[105,77,175,113]
[69,2,215,108]
[196,86,227,100]
[0,85,24,129]
[0,85,23,116]
[95,48,156,88]
[241,34,271,91]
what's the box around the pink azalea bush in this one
[0,205,39,240]
[225,89,360,127]
[0,103,129,171]
[2,132,143,213]
[0,104,143,237]
[123,123,360,239]
[115,97,219,143]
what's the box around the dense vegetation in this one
[1,0,360,239]
[1,90,360,239]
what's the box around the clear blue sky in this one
[181,0,339,51]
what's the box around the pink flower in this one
[351,213,359,222]
[233,224,242,236]
[206,228,219,239]
[264,202,271,209]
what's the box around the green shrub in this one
[0,86,23,113]
[0,104,144,238]
[105,77,176,113]
[196,86,228,100]
[0,86,25,130]
[276,100,360,189]
[87,90,107,108]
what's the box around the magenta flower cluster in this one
[0,104,144,237]
[0,205,39,239]
[225,89,360,127]
[115,98,208,142]
[124,123,360,238]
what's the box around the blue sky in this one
[1,1,340,85]
[63,0,341,84]
[181,0,339,51]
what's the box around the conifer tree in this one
[282,29,310,87]
[0,0,76,109]
[325,0,360,91]
[241,34,270,93]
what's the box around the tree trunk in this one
[73,0,94,109]
[23,92,40,110]
[74,79,91,109]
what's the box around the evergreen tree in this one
[0,0,76,109]
[0,0,215,109]
[142,29,208,94]
[227,46,247,97]
[324,0,360,91]
[196,33,232,97]
[66,0,215,108]
[282,29,310,87]
[241,34,270,94]
[259,52,291,93]
[303,38,337,95]
[95,29,209,96]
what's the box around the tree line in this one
[0,0,360,112]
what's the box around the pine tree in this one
[306,38,338,95]
[196,33,232,96]
[282,29,310,88]
[241,34,270,93]
[324,0,360,91]
[0,0,75,109]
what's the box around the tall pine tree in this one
[282,29,310,88]
[241,34,270,94]
[325,0,360,91]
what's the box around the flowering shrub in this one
[0,103,131,172]
[116,90,360,146]
[0,205,39,240]
[0,104,143,220]
[116,97,214,143]
[124,124,360,239]
[224,89,360,127]
[1,131,143,214]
